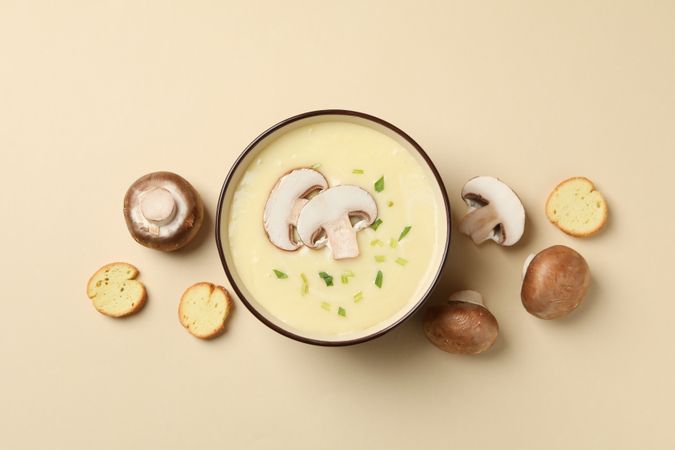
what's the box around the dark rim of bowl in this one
[215,109,451,346]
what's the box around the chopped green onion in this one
[375,270,383,288]
[273,269,288,279]
[338,307,347,317]
[321,302,331,311]
[352,169,364,174]
[353,291,364,302]
[300,273,309,295]
[387,200,394,207]
[375,255,386,263]
[398,226,412,241]
[370,239,383,247]
[310,163,321,169]
[389,238,397,248]
[318,271,334,286]
[374,176,385,192]
[340,270,355,284]
[395,257,408,266]
[370,218,383,231]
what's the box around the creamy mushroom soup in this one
[227,119,447,338]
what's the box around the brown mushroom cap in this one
[423,291,499,355]
[521,245,590,319]
[123,171,204,251]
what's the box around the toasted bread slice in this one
[546,177,608,237]
[87,262,147,317]
[179,283,233,339]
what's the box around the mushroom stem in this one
[140,187,177,237]
[324,214,359,260]
[140,187,177,225]
[458,203,501,245]
[448,290,485,307]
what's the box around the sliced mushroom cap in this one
[296,185,377,260]
[459,176,525,246]
[123,171,204,251]
[423,290,499,355]
[521,245,591,319]
[263,168,328,251]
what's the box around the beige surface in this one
[1,1,674,449]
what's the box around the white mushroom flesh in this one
[140,187,176,225]
[263,168,328,251]
[296,185,377,260]
[459,176,525,246]
[127,180,191,239]
[448,290,485,307]
[522,253,536,279]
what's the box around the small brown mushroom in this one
[296,185,377,260]
[459,176,525,246]
[123,171,204,251]
[521,245,590,319]
[423,290,499,355]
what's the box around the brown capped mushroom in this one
[263,168,328,251]
[296,185,377,260]
[459,176,525,246]
[423,290,499,355]
[521,245,591,319]
[123,171,204,251]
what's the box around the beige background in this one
[1,1,674,449]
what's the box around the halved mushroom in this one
[263,168,328,251]
[459,176,525,246]
[124,171,204,251]
[423,290,499,355]
[296,185,377,260]
[521,245,590,319]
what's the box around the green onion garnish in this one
[300,273,309,295]
[387,200,394,207]
[370,218,383,231]
[338,307,347,317]
[375,270,383,288]
[374,176,385,192]
[352,169,364,174]
[273,269,288,279]
[375,255,386,263]
[395,257,408,266]
[340,270,355,284]
[321,302,331,311]
[310,163,321,169]
[398,225,412,241]
[389,238,397,248]
[319,271,334,286]
[353,291,364,302]
[370,239,383,247]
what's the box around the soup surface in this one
[227,120,446,337]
